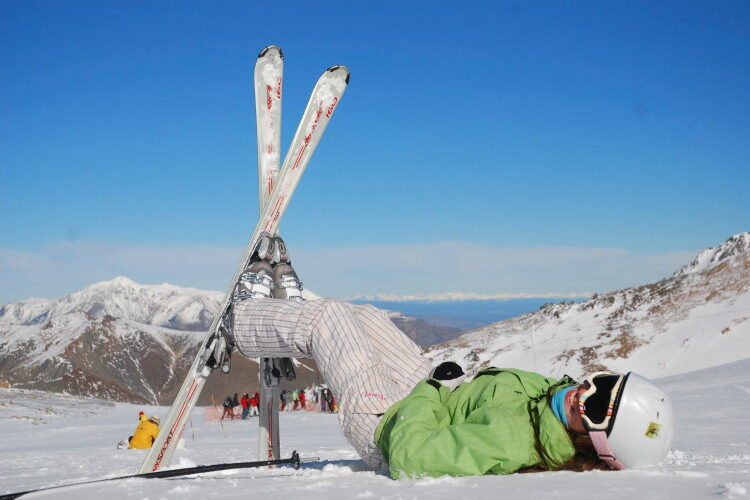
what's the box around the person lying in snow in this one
[128,411,160,449]
[219,234,674,478]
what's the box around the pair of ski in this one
[138,46,349,474]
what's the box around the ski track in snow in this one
[1,358,749,499]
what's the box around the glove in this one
[429,361,465,391]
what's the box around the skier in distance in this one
[128,411,161,449]
[221,233,674,478]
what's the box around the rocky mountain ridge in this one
[3,233,748,402]
[426,233,750,380]
[0,276,222,332]
[0,278,458,403]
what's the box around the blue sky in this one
[1,1,748,303]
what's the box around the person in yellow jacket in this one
[128,411,160,449]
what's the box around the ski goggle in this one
[578,371,627,432]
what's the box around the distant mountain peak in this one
[674,232,750,277]
[86,276,137,289]
[110,275,137,286]
[0,277,227,403]
[0,276,223,333]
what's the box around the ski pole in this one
[210,393,228,438]
[0,452,301,500]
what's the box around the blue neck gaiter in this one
[551,387,574,428]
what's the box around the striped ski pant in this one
[232,298,432,470]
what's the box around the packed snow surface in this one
[1,358,748,499]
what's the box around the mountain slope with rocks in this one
[0,277,459,403]
[426,233,750,380]
[0,278,327,404]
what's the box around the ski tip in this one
[258,45,284,60]
[327,65,350,84]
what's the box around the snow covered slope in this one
[426,233,750,379]
[1,357,748,499]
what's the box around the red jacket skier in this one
[249,394,259,416]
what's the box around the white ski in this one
[138,63,349,473]
[255,45,283,209]
[254,45,285,464]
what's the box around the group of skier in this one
[219,386,337,417]
[280,386,336,412]
[221,393,260,420]
[241,393,260,418]
[280,388,304,411]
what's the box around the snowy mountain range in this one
[426,233,750,380]
[0,277,222,404]
[2,232,748,403]
[0,278,457,403]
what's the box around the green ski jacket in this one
[375,368,578,479]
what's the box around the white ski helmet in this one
[580,372,674,469]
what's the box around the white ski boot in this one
[266,235,300,382]
[271,236,304,302]
[235,231,276,301]
[203,233,276,376]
